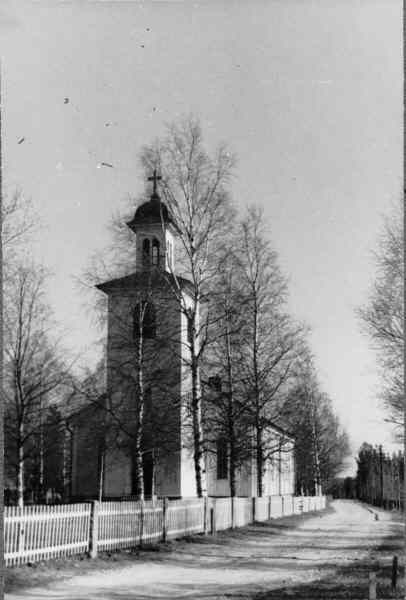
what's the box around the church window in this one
[216,438,228,480]
[133,301,156,339]
[152,238,160,265]
[142,238,150,265]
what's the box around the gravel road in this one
[6,500,404,600]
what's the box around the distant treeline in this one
[330,443,404,510]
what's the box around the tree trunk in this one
[135,330,145,501]
[39,401,44,501]
[62,427,69,501]
[256,446,264,498]
[188,313,206,497]
[225,314,236,497]
[17,423,24,508]
[150,453,155,499]
[252,294,263,497]
[309,392,322,495]
[228,407,236,498]
[256,429,263,497]
[379,445,384,507]
[191,357,205,497]
[134,437,144,500]
[98,451,104,503]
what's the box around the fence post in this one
[162,497,168,542]
[139,500,144,547]
[268,495,272,520]
[18,506,25,556]
[210,498,216,535]
[231,496,235,529]
[369,572,376,600]
[89,500,99,559]
[392,555,398,591]
[252,497,256,523]
[203,496,208,535]
[281,495,285,517]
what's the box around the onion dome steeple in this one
[126,171,177,273]
[127,170,174,232]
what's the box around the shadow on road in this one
[253,553,405,600]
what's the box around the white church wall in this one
[264,455,280,496]
[204,428,296,499]
[180,446,198,497]
[280,442,295,495]
[235,460,255,497]
[205,451,231,497]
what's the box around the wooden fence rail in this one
[4,494,326,566]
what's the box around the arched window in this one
[152,238,160,266]
[133,301,156,339]
[142,238,150,265]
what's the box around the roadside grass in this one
[254,560,405,600]
[253,519,405,600]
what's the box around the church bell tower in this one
[95,171,197,499]
[126,170,177,273]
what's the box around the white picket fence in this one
[166,498,205,539]
[5,504,91,566]
[4,494,326,566]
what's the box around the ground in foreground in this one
[6,500,404,600]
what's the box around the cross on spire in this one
[148,169,162,197]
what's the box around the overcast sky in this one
[2,1,402,474]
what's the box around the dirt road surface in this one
[6,500,404,600]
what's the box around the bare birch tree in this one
[235,205,306,496]
[203,249,252,497]
[2,189,37,255]
[283,354,350,494]
[139,116,236,497]
[358,201,403,434]
[4,263,70,506]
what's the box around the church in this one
[71,176,296,500]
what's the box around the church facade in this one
[71,181,295,499]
